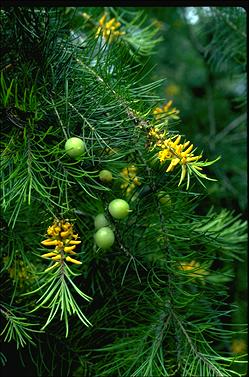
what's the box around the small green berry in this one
[108,199,130,220]
[94,226,115,249]
[94,213,109,229]
[65,137,85,158]
[99,170,113,183]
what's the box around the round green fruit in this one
[108,199,130,220]
[99,169,113,183]
[94,213,109,229]
[65,137,85,158]
[94,226,115,249]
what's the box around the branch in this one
[171,309,225,377]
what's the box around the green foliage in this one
[24,264,92,337]
[0,6,247,377]
[0,304,41,349]
[198,8,246,77]
[144,6,247,212]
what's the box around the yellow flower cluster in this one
[41,219,82,271]
[96,14,125,42]
[148,127,203,186]
[153,100,180,121]
[178,260,209,284]
[3,256,34,288]
[120,165,141,195]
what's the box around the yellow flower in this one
[41,219,82,270]
[153,100,180,121]
[3,256,35,288]
[158,149,172,163]
[178,260,209,284]
[120,165,141,196]
[159,134,201,169]
[96,13,125,43]
[147,129,207,188]
[147,127,167,151]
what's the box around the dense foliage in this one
[0,6,247,377]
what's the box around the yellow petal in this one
[60,230,71,238]
[99,14,106,26]
[178,165,187,186]
[61,223,71,231]
[133,177,141,185]
[183,141,190,148]
[45,262,60,272]
[69,240,81,245]
[153,107,163,114]
[172,135,181,147]
[106,18,115,29]
[41,239,58,246]
[166,158,180,172]
[65,256,82,265]
[64,245,76,252]
[47,227,54,236]
[51,254,62,261]
[166,162,174,172]
[41,252,57,258]
[175,144,183,154]
[114,21,121,28]
[182,144,193,156]
[163,100,172,111]
[66,250,77,255]
[186,156,201,162]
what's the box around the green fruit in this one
[99,169,113,183]
[94,213,109,229]
[108,199,130,219]
[65,137,85,158]
[94,226,115,249]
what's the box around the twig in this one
[50,96,68,140]
[171,309,224,377]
